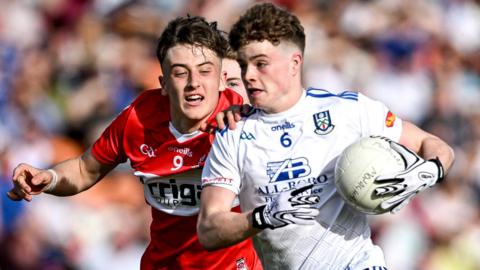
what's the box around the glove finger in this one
[375,172,402,183]
[390,196,413,214]
[380,190,417,210]
[389,142,420,168]
[374,183,406,196]
[291,209,320,224]
[294,219,317,226]
[291,194,320,206]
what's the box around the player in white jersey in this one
[197,3,455,270]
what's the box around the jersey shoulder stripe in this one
[306,87,358,101]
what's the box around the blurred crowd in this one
[0,0,479,269]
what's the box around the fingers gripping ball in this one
[334,136,405,215]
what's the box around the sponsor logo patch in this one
[385,111,396,127]
[267,158,311,183]
[140,144,156,157]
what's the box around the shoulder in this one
[128,88,169,117]
[131,88,166,107]
[218,88,244,108]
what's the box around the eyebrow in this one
[170,61,215,69]
[249,54,268,61]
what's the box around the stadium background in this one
[0,0,479,269]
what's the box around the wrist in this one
[252,205,272,230]
[45,169,59,192]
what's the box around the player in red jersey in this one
[7,16,262,270]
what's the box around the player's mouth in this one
[247,88,263,97]
[185,94,204,105]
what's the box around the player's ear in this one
[290,52,302,76]
[159,75,167,95]
[220,70,228,91]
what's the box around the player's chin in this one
[182,108,210,122]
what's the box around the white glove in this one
[374,140,444,214]
[252,184,320,229]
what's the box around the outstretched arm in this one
[7,148,116,201]
[197,184,320,250]
[197,186,258,250]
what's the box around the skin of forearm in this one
[420,136,455,174]
[198,210,260,250]
[47,151,114,196]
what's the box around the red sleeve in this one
[222,88,244,106]
[91,105,132,165]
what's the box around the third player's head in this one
[229,3,305,113]
[220,46,248,103]
[157,16,228,133]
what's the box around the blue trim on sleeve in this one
[306,87,358,101]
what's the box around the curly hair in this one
[229,3,305,53]
[156,15,228,64]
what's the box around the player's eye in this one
[172,68,188,77]
[256,61,267,69]
[199,68,212,75]
[175,72,187,77]
[227,81,240,88]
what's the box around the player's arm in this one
[197,186,258,250]
[374,121,455,213]
[399,121,454,173]
[8,148,116,201]
[198,183,320,250]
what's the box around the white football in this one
[334,136,405,215]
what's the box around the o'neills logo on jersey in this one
[313,110,334,135]
[271,121,295,132]
[168,146,193,157]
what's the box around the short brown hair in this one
[224,43,238,60]
[229,3,305,53]
[156,16,228,64]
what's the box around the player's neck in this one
[171,120,201,134]
[263,85,304,114]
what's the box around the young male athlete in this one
[220,46,249,102]
[8,16,261,270]
[197,3,454,269]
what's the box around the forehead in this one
[164,44,220,66]
[237,40,291,60]
[222,59,241,74]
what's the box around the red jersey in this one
[91,89,261,270]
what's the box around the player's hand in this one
[7,163,56,202]
[252,184,320,230]
[200,104,254,133]
[374,141,444,214]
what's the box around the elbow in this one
[198,237,221,251]
[197,223,223,251]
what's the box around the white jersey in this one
[202,88,402,270]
